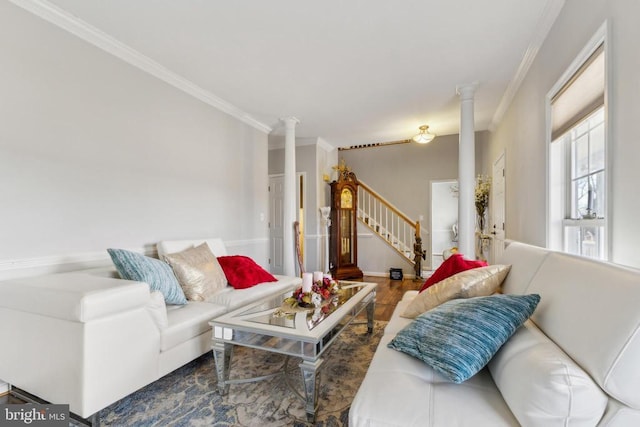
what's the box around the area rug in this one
[100,320,386,426]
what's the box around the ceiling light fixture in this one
[412,125,435,144]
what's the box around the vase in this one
[476,211,486,234]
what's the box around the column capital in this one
[280,116,300,128]
[456,83,479,100]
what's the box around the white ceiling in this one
[34,0,563,148]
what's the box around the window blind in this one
[551,44,604,141]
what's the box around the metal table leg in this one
[366,298,375,333]
[212,341,233,395]
[299,358,324,422]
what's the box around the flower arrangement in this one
[285,276,340,309]
[475,175,491,232]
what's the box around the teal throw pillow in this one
[388,294,540,383]
[108,248,187,305]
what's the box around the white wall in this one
[488,0,640,268]
[0,2,270,276]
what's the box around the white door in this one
[490,152,506,263]
[269,175,284,274]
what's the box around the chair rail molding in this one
[0,247,155,280]
[0,238,269,280]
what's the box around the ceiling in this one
[33,0,563,148]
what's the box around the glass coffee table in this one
[209,281,377,422]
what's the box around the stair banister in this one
[357,180,420,266]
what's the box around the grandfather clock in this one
[329,174,363,280]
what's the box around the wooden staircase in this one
[357,180,421,265]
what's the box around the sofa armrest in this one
[0,272,151,322]
[0,272,161,417]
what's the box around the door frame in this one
[268,172,306,275]
[429,179,459,270]
[490,150,506,264]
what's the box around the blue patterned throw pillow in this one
[108,248,187,305]
[388,294,540,383]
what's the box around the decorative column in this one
[456,84,477,258]
[282,116,300,277]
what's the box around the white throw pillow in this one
[401,264,511,318]
[163,243,228,302]
[488,320,607,427]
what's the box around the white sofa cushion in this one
[350,297,519,427]
[162,301,226,352]
[598,400,640,426]
[351,337,519,427]
[0,272,150,322]
[206,275,300,311]
[526,252,640,409]
[146,291,168,330]
[489,320,607,426]
[498,241,550,295]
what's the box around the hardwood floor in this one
[360,275,423,322]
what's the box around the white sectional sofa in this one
[350,241,640,426]
[0,238,301,421]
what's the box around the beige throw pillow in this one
[401,264,511,318]
[163,243,228,302]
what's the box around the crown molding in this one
[9,0,272,134]
[490,0,566,131]
[268,137,336,151]
[296,137,320,147]
[316,138,335,152]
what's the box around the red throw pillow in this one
[217,255,278,289]
[419,253,487,292]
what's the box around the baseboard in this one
[363,270,429,280]
[0,381,8,396]
[362,271,389,278]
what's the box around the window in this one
[557,108,605,259]
[548,38,607,260]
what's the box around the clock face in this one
[340,188,353,209]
